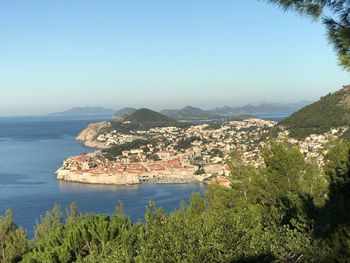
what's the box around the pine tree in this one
[0,209,28,263]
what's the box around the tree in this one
[260,140,328,225]
[266,0,350,70]
[0,209,28,263]
[66,202,78,225]
[34,203,63,240]
[312,138,350,261]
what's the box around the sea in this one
[0,114,286,238]
[0,115,207,238]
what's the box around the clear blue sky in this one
[0,0,349,115]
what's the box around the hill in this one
[128,108,176,123]
[49,106,115,116]
[280,85,350,139]
[114,107,137,117]
[107,108,187,132]
[161,102,310,121]
[208,101,311,116]
[161,106,227,121]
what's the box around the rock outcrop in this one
[76,121,111,148]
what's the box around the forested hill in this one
[280,85,350,139]
[105,108,188,133]
[127,108,176,123]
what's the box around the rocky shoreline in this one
[56,167,204,186]
[76,121,111,149]
[56,168,140,185]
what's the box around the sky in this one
[0,0,349,116]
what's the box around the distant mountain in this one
[228,114,257,121]
[161,102,311,121]
[208,101,312,116]
[161,106,224,121]
[280,85,350,138]
[49,107,115,116]
[114,107,137,117]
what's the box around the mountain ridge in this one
[49,106,115,116]
[161,101,311,121]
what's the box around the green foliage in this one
[194,167,206,175]
[267,0,350,70]
[34,203,63,240]
[323,137,350,182]
[102,139,149,160]
[227,149,260,204]
[66,202,78,225]
[128,108,175,124]
[311,138,350,261]
[125,108,187,131]
[3,140,350,262]
[0,209,28,263]
[280,87,349,138]
[175,136,200,150]
[23,206,135,263]
[210,148,223,158]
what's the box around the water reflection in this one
[57,180,141,193]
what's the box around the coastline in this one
[55,118,278,187]
[55,159,209,186]
[75,121,112,149]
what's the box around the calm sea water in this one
[0,116,206,238]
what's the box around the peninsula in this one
[56,88,350,187]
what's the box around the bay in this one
[0,116,206,238]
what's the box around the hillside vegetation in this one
[128,108,175,123]
[99,108,188,135]
[2,139,350,262]
[280,85,350,139]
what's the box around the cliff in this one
[76,121,111,148]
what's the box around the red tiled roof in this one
[148,164,166,171]
[216,178,231,187]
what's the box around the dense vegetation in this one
[175,136,201,151]
[127,108,175,124]
[102,139,150,160]
[280,87,350,138]
[2,139,350,262]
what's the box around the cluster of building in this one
[97,131,138,146]
[58,118,342,186]
[279,128,344,166]
[57,153,200,184]
[58,119,279,186]
[101,119,277,168]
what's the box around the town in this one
[56,118,341,186]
